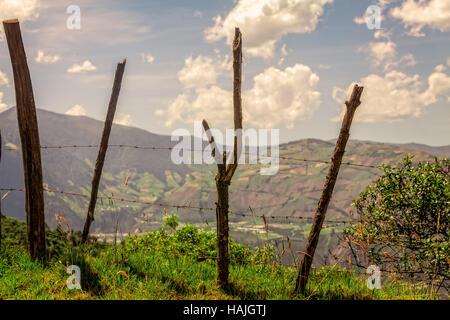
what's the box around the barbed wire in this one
[0,187,358,224]
[0,187,216,211]
[279,155,383,169]
[3,144,385,170]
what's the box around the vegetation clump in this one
[0,216,435,299]
[345,156,449,292]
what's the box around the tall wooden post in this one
[82,59,126,243]
[202,27,242,289]
[3,19,46,260]
[294,84,364,295]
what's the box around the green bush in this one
[344,156,449,284]
[124,224,274,265]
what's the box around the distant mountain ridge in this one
[328,138,450,158]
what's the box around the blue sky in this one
[0,0,449,146]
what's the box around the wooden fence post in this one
[202,27,242,289]
[3,19,46,260]
[81,59,126,243]
[294,84,364,295]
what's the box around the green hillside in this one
[0,216,434,300]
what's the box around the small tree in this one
[344,156,449,288]
[163,214,179,233]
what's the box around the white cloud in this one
[205,0,333,59]
[278,44,288,65]
[67,60,97,73]
[0,92,7,112]
[65,104,86,116]
[35,50,60,64]
[159,86,233,128]
[178,55,230,89]
[374,29,391,40]
[362,41,416,71]
[332,64,450,123]
[141,53,155,64]
[281,44,288,57]
[157,55,321,129]
[114,113,132,126]
[0,70,9,86]
[390,0,450,37]
[0,0,39,40]
[366,41,397,69]
[421,65,450,104]
[194,10,203,18]
[244,64,321,128]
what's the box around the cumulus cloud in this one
[0,69,9,112]
[141,53,155,63]
[114,113,132,126]
[244,64,321,128]
[160,86,233,128]
[0,0,39,40]
[390,0,450,37]
[0,70,9,86]
[365,41,397,69]
[362,41,416,71]
[65,104,86,116]
[374,29,391,40]
[332,64,450,123]
[157,54,321,129]
[0,92,7,112]
[421,64,450,104]
[67,60,97,73]
[178,55,230,89]
[35,50,60,64]
[205,0,333,59]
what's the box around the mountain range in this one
[1,107,447,263]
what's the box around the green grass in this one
[0,216,436,300]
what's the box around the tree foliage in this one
[344,156,449,286]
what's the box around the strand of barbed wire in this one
[2,186,446,228]
[3,143,385,169]
[0,187,361,224]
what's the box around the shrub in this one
[163,214,179,232]
[124,224,275,266]
[344,156,449,287]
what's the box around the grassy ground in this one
[0,216,436,300]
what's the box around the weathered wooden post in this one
[294,84,364,295]
[82,59,126,243]
[3,19,46,260]
[202,27,242,289]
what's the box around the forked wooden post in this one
[3,19,46,260]
[294,84,364,295]
[202,27,242,289]
[81,59,126,243]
